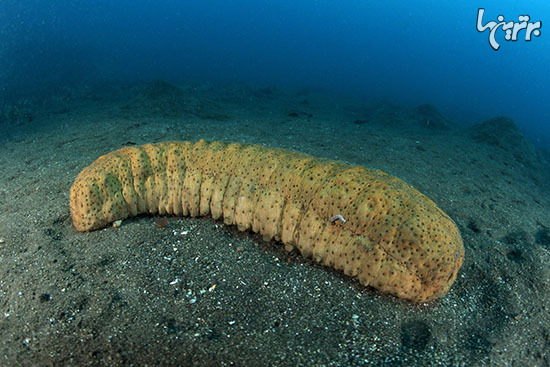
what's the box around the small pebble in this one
[112,220,123,228]
[0,239,4,245]
[154,217,168,228]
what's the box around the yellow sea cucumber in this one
[70,140,464,302]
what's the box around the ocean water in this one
[1,0,549,147]
[1,1,549,366]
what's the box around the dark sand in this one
[0,82,549,366]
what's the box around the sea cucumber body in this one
[70,140,464,302]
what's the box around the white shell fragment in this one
[329,214,347,224]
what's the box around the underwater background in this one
[0,1,549,366]
[1,0,549,148]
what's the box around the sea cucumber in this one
[70,140,464,302]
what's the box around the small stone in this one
[154,217,168,228]
[112,220,123,228]
[39,293,51,303]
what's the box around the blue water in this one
[1,0,549,148]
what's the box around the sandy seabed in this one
[0,82,549,366]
